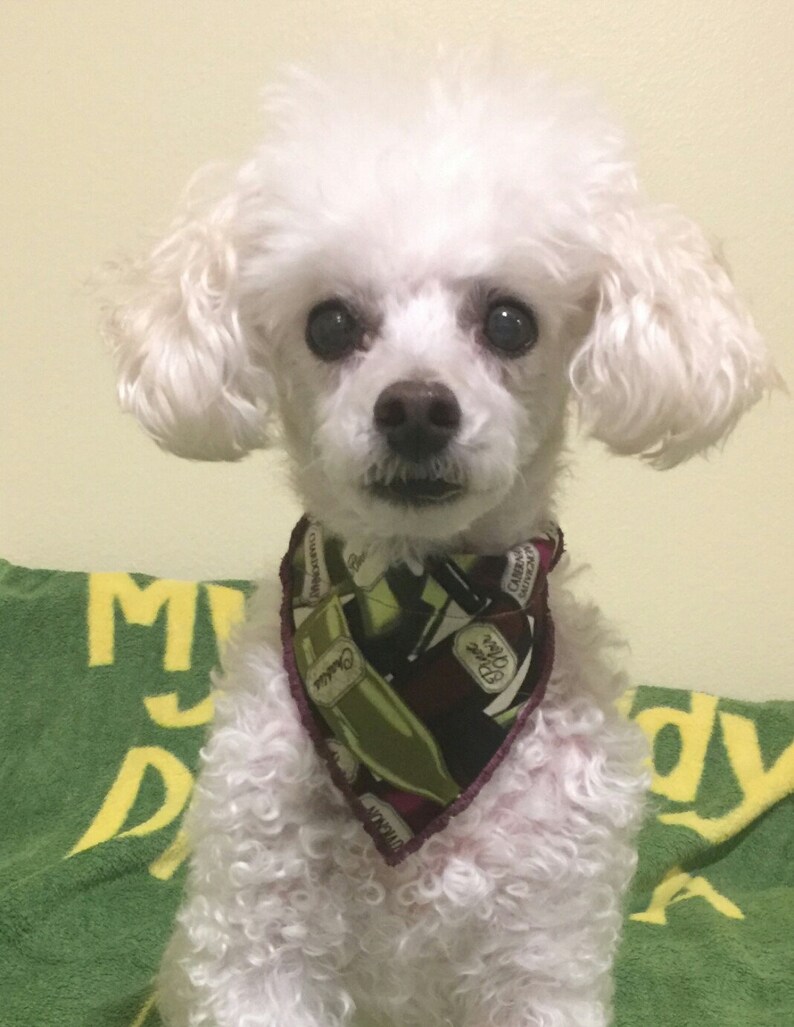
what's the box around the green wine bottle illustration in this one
[293,593,461,807]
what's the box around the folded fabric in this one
[0,558,791,1026]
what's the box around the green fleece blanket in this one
[0,558,791,1026]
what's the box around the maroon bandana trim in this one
[280,517,563,865]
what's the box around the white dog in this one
[108,54,775,1027]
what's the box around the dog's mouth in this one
[367,477,465,507]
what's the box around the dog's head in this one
[108,57,777,550]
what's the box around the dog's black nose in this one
[373,380,461,462]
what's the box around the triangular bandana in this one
[280,517,564,864]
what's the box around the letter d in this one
[69,746,193,857]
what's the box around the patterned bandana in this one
[280,517,564,864]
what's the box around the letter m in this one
[88,573,197,671]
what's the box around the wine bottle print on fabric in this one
[283,518,563,862]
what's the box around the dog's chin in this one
[351,470,511,544]
[298,459,515,546]
[366,477,465,508]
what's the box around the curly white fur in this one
[107,51,777,1027]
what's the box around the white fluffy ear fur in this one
[571,203,778,468]
[106,166,271,461]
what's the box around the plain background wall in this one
[1,0,791,700]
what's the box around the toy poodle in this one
[107,52,776,1027]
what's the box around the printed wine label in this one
[305,637,366,707]
[342,542,388,592]
[359,793,413,851]
[301,521,331,606]
[452,622,518,693]
[501,543,540,608]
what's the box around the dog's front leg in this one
[158,879,355,1027]
[157,637,358,1027]
[456,864,625,1027]
[443,695,644,1027]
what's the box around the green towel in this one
[0,558,791,1026]
[617,687,794,1025]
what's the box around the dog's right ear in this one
[105,163,272,461]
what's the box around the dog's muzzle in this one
[369,380,464,506]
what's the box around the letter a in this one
[632,865,744,924]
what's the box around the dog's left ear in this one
[570,202,780,467]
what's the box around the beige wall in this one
[1,1,791,700]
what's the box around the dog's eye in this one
[483,299,538,356]
[306,301,363,361]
